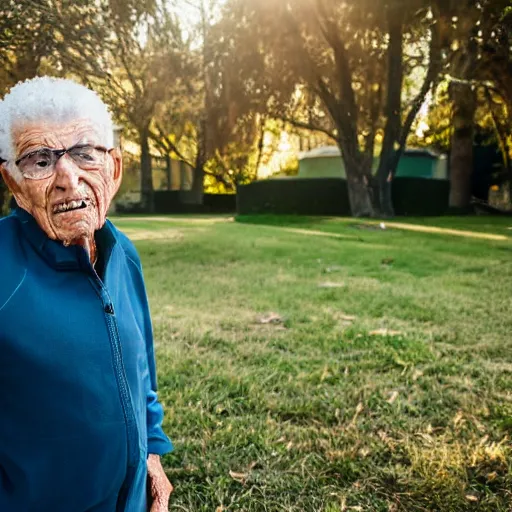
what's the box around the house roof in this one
[299,145,446,161]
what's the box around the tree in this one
[0,0,120,212]
[57,1,192,212]
[204,16,269,191]
[0,1,145,92]
[149,0,266,200]
[433,0,512,211]
[218,0,442,216]
[482,5,512,202]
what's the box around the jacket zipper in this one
[87,262,140,470]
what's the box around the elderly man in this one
[0,77,173,512]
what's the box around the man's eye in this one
[74,151,95,161]
[35,160,49,168]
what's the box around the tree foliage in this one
[214,0,443,216]
[3,0,512,214]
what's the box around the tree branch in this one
[254,117,266,174]
[313,79,342,129]
[314,0,358,124]
[279,116,337,140]
[152,124,196,168]
[398,20,443,149]
[114,27,144,100]
[484,86,511,169]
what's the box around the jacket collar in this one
[13,207,117,271]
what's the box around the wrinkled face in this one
[1,119,122,244]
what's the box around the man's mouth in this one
[53,199,91,214]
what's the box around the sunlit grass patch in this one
[395,433,512,510]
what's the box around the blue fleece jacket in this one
[0,208,173,512]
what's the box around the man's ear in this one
[0,164,22,197]
[109,148,123,197]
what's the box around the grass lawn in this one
[112,214,512,511]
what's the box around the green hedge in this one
[392,178,450,216]
[237,177,449,216]
[153,191,236,214]
[237,178,351,215]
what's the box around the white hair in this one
[0,76,114,181]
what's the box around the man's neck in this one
[71,236,97,265]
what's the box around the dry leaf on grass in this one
[324,265,344,273]
[358,447,371,457]
[377,430,393,444]
[387,391,399,404]
[416,432,435,444]
[229,470,248,483]
[486,471,498,482]
[453,410,464,426]
[412,369,424,381]
[331,311,356,326]
[349,402,364,428]
[257,312,284,324]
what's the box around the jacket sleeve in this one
[120,232,174,455]
[144,323,174,455]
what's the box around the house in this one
[297,146,448,180]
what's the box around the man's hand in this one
[147,454,173,512]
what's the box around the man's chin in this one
[51,215,98,244]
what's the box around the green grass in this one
[112,214,512,511]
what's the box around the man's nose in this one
[53,155,80,191]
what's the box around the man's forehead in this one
[13,118,102,147]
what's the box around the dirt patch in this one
[346,276,382,290]
[380,221,508,241]
[122,228,184,241]
[117,216,233,225]
[318,281,346,288]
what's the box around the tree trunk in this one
[508,162,512,208]
[189,165,205,205]
[139,125,154,213]
[342,150,374,217]
[449,82,477,212]
[377,169,394,218]
[186,119,207,205]
[375,6,404,217]
[165,154,172,191]
[347,175,374,217]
